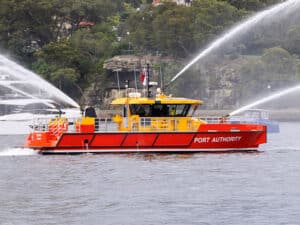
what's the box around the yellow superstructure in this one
[111,93,206,132]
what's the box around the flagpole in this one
[147,63,150,98]
[116,70,121,96]
[134,65,138,92]
[160,66,164,91]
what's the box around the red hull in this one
[25,124,267,154]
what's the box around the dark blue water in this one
[0,122,300,225]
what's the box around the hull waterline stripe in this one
[38,147,259,154]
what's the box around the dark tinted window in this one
[130,104,191,117]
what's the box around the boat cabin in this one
[243,109,269,120]
[110,93,206,132]
[229,109,270,122]
[229,109,279,133]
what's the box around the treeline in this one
[0,0,284,105]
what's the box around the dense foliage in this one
[1,0,298,109]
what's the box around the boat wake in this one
[0,147,37,156]
[260,145,300,152]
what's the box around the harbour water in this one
[1,122,300,225]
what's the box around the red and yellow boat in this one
[24,90,266,154]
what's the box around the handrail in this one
[29,115,259,134]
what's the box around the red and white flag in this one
[140,68,147,86]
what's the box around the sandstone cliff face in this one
[103,54,173,72]
[209,58,243,109]
[185,57,244,109]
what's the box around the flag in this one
[140,68,147,86]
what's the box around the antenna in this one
[134,65,138,92]
[160,66,164,91]
[116,69,121,96]
[146,63,150,98]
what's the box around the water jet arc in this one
[0,55,79,108]
[229,84,300,116]
[168,0,299,85]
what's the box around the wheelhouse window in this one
[168,104,191,117]
[130,104,151,117]
[130,104,192,117]
[187,104,198,117]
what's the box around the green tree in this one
[0,0,61,61]
[191,0,244,48]
[284,26,300,55]
[152,3,193,57]
[123,4,154,53]
[261,47,295,75]
[32,39,84,98]
[51,68,80,90]
[124,0,244,57]
[36,40,79,67]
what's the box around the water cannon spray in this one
[166,0,299,88]
[229,85,300,116]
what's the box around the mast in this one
[146,63,150,98]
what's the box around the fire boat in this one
[24,67,267,154]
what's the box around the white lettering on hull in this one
[193,137,211,143]
[194,136,242,143]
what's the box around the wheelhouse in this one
[129,103,194,117]
[111,95,203,118]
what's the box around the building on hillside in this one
[153,0,192,6]
[79,20,95,29]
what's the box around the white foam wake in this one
[0,148,37,156]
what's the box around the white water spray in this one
[0,54,79,108]
[0,147,37,156]
[230,84,300,116]
[170,0,300,84]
